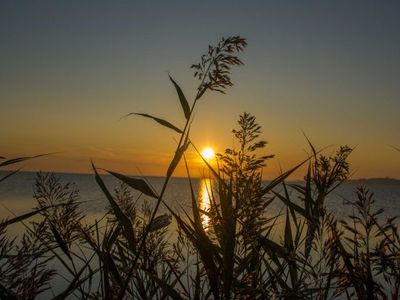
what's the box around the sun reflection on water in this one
[198,178,212,230]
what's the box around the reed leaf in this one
[272,190,308,220]
[284,210,294,252]
[105,224,122,251]
[259,156,311,197]
[0,153,56,167]
[103,251,124,287]
[52,255,96,300]
[169,75,191,120]
[0,168,21,183]
[166,137,190,178]
[142,270,185,300]
[284,210,298,289]
[172,209,221,299]
[258,235,287,265]
[183,155,208,244]
[0,204,67,228]
[48,219,72,260]
[105,170,158,198]
[92,162,136,253]
[302,131,317,158]
[124,113,183,133]
[148,213,172,232]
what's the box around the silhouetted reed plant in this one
[1,37,399,299]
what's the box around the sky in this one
[0,0,399,179]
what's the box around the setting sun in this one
[201,147,215,161]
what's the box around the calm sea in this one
[1,171,400,222]
[1,171,400,297]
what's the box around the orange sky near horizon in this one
[2,111,400,180]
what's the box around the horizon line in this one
[1,169,399,182]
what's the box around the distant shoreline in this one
[1,170,400,183]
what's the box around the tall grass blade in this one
[193,262,201,300]
[284,210,298,288]
[272,190,308,219]
[105,224,122,250]
[169,75,191,120]
[0,153,56,167]
[166,137,189,178]
[148,213,172,232]
[258,235,286,265]
[92,162,136,253]
[171,209,221,299]
[183,156,203,231]
[104,251,124,287]
[142,270,185,300]
[0,168,21,183]
[105,170,158,198]
[302,131,317,158]
[284,210,294,252]
[332,225,364,298]
[52,255,96,300]
[123,113,183,133]
[0,203,68,228]
[48,219,72,259]
[259,156,312,197]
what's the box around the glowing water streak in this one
[198,178,212,230]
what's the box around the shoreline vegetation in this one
[1,37,399,299]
